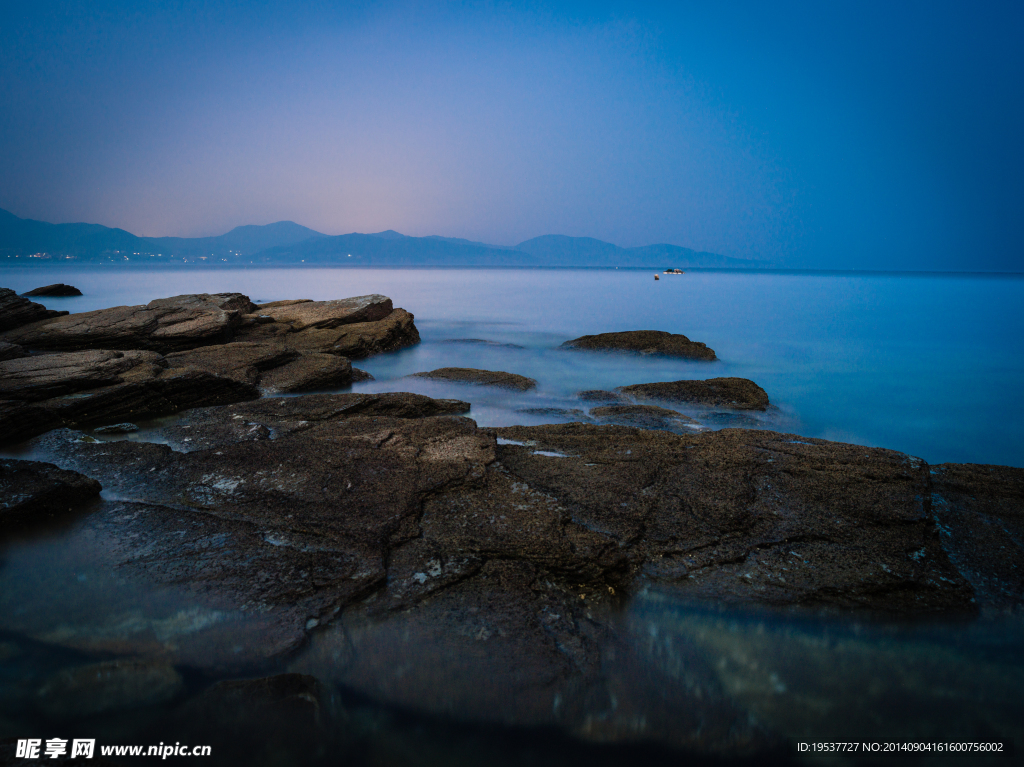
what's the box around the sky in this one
[1,1,1021,271]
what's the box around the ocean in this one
[4,265,1022,467]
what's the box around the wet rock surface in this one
[0,288,68,333]
[411,367,537,390]
[23,284,82,297]
[589,404,702,432]
[0,342,25,362]
[562,330,717,361]
[0,458,101,526]
[618,376,770,411]
[35,659,184,720]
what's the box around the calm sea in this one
[4,265,1022,467]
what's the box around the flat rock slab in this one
[0,349,167,401]
[23,284,82,297]
[589,404,703,432]
[618,376,770,411]
[0,341,26,361]
[576,389,631,404]
[253,294,393,330]
[0,293,254,353]
[0,287,68,332]
[0,458,101,526]
[562,330,717,360]
[411,367,537,390]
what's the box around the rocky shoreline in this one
[1,287,1022,762]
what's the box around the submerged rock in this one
[0,287,68,332]
[618,376,770,411]
[589,404,702,432]
[562,330,717,361]
[0,458,101,526]
[576,389,631,405]
[23,284,83,297]
[36,659,184,720]
[411,367,537,391]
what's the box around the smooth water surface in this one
[5,266,1022,466]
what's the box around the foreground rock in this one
[0,458,101,526]
[618,376,770,411]
[562,330,717,360]
[0,287,68,332]
[0,349,257,444]
[8,400,1024,755]
[0,341,25,361]
[23,283,82,297]
[411,367,537,390]
[253,294,393,330]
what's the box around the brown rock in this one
[0,293,253,353]
[254,294,393,330]
[617,377,770,411]
[589,404,702,432]
[411,367,537,391]
[258,353,353,393]
[576,389,631,404]
[0,400,63,443]
[0,349,166,401]
[23,284,82,297]
[165,341,298,386]
[562,330,717,360]
[0,287,68,332]
[0,341,26,361]
[0,457,101,525]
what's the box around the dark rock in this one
[0,458,101,525]
[253,294,393,330]
[258,352,353,393]
[411,367,537,391]
[39,368,258,430]
[617,377,770,411]
[0,293,253,353]
[165,341,297,386]
[0,287,68,332]
[0,349,166,401]
[93,422,139,434]
[439,338,526,349]
[234,306,421,359]
[930,463,1024,609]
[576,389,631,405]
[23,284,83,297]
[0,341,26,361]
[589,404,703,432]
[36,659,184,720]
[351,367,374,382]
[562,330,717,360]
[0,400,63,444]
[156,392,472,452]
[518,407,592,421]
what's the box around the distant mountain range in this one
[0,208,761,269]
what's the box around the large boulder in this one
[236,307,421,359]
[0,293,254,353]
[252,294,394,330]
[0,287,68,332]
[411,367,537,391]
[617,377,770,411]
[562,330,717,360]
[23,284,82,297]
[0,458,101,526]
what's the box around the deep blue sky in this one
[1,1,1021,270]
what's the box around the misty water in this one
[2,266,1023,763]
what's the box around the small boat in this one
[663,268,685,274]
